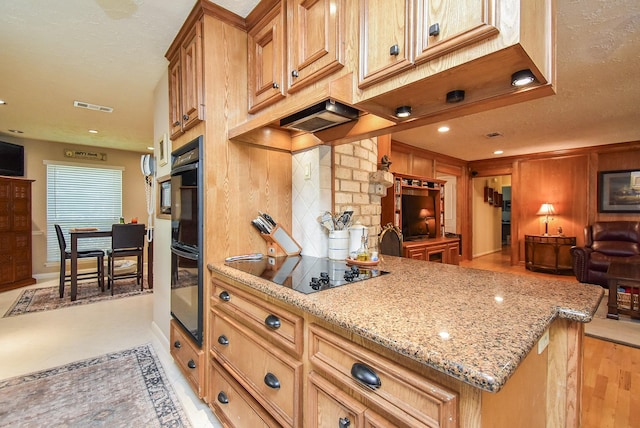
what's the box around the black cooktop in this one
[225,255,389,294]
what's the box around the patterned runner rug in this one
[585,291,640,348]
[0,344,191,427]
[3,279,152,317]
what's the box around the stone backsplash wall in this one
[334,137,382,251]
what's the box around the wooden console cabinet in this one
[0,177,35,292]
[403,237,460,265]
[524,235,576,274]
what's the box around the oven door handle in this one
[171,245,199,260]
[171,162,198,176]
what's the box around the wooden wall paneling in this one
[594,145,640,223]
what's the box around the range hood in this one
[279,100,359,133]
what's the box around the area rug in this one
[585,291,640,349]
[3,279,152,318]
[0,344,191,427]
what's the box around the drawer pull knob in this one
[217,335,229,346]
[264,372,281,389]
[217,391,229,404]
[173,340,181,349]
[291,70,299,78]
[429,22,440,36]
[272,82,279,89]
[219,291,230,301]
[339,417,351,428]
[351,363,381,389]
[187,359,196,369]
[264,314,281,329]
[389,44,399,56]
[173,120,180,127]
[183,114,189,121]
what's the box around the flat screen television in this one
[0,141,25,177]
[402,194,435,241]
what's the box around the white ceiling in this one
[0,0,639,160]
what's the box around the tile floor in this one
[0,278,221,428]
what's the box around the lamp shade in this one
[536,203,555,216]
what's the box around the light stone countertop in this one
[208,255,604,392]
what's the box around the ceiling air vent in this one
[73,100,113,113]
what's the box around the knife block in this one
[260,225,302,257]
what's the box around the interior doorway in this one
[437,174,457,234]
[470,175,511,259]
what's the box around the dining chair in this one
[55,224,105,298]
[379,223,403,257]
[107,223,146,295]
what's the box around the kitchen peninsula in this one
[206,256,603,427]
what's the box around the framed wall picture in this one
[598,169,640,213]
[158,133,169,167]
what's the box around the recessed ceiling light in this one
[494,150,504,155]
[147,146,154,151]
[8,129,23,134]
[88,129,98,134]
[438,126,450,133]
[0,100,6,105]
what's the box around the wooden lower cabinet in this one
[403,237,460,265]
[170,319,205,398]
[208,359,280,427]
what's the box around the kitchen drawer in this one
[170,319,204,398]
[210,307,302,427]
[208,359,281,428]
[308,371,397,428]
[309,324,458,428]
[212,278,303,357]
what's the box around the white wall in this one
[151,69,172,344]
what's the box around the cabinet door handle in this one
[187,359,196,369]
[351,363,381,389]
[183,114,189,121]
[429,22,440,37]
[272,82,279,89]
[173,340,181,349]
[264,372,280,389]
[217,391,229,404]
[219,291,230,301]
[173,120,181,127]
[389,44,399,56]
[291,70,299,78]
[217,335,229,346]
[264,314,281,329]
[339,417,351,428]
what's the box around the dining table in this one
[70,228,154,301]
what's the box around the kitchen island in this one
[206,256,603,427]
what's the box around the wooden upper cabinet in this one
[168,18,204,140]
[359,0,499,88]
[358,0,413,89]
[287,0,345,93]
[248,4,286,114]
[168,55,182,139]
[414,0,498,65]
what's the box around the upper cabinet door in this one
[287,0,345,93]
[180,22,204,132]
[248,5,286,114]
[168,55,183,140]
[358,0,413,88]
[414,0,498,65]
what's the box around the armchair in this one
[570,221,640,287]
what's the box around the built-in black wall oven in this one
[170,135,203,346]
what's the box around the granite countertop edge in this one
[208,257,603,393]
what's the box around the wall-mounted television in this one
[0,141,25,177]
[402,194,435,241]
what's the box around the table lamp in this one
[419,208,435,237]
[536,203,555,236]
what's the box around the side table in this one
[524,235,576,274]
[606,262,640,320]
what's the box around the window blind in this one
[46,163,123,262]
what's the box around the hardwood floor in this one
[464,248,640,428]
